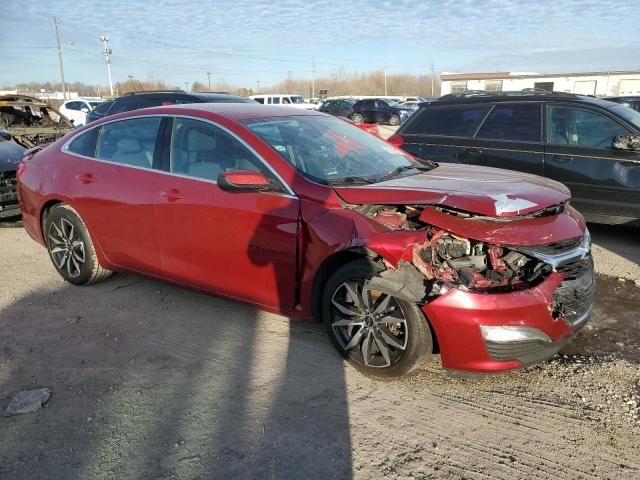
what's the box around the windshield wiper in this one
[325,176,376,185]
[376,164,431,183]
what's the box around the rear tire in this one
[44,204,112,285]
[352,113,364,124]
[322,258,431,378]
[389,114,401,126]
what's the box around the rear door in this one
[398,104,490,161]
[154,116,300,311]
[543,103,640,221]
[64,116,164,274]
[463,102,544,176]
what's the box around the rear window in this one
[476,104,542,142]
[403,105,490,136]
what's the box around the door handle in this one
[75,173,95,184]
[464,147,482,156]
[552,155,573,163]
[160,188,184,202]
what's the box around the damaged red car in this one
[17,104,595,377]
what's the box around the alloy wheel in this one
[48,217,86,278]
[330,280,408,368]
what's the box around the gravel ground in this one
[1,226,639,479]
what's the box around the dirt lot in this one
[0,225,639,479]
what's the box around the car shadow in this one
[0,271,353,479]
[588,222,640,270]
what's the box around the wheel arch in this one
[311,246,381,323]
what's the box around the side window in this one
[169,118,267,181]
[109,99,139,114]
[66,101,81,111]
[376,100,388,108]
[476,104,541,142]
[547,105,630,149]
[96,117,162,168]
[272,97,281,105]
[67,128,99,157]
[282,97,291,104]
[403,105,490,136]
[253,97,265,104]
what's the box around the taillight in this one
[17,162,27,178]
[387,134,405,148]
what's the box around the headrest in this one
[116,138,141,153]
[187,129,216,152]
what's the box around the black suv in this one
[86,91,255,124]
[389,90,640,225]
[351,98,414,126]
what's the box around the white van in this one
[249,94,317,110]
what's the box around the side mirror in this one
[612,134,640,151]
[81,107,90,113]
[0,130,11,141]
[218,170,276,193]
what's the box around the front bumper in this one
[422,269,595,374]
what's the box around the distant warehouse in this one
[440,70,640,97]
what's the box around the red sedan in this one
[17,104,595,377]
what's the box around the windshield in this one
[609,104,640,129]
[243,115,432,184]
[290,96,305,104]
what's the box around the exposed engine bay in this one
[352,203,589,306]
[0,95,73,148]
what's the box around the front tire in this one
[351,113,364,124]
[322,258,431,377]
[44,204,112,285]
[389,114,401,126]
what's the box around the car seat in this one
[111,138,152,167]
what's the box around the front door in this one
[543,104,640,222]
[154,117,299,311]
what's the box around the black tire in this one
[389,114,401,126]
[322,258,431,378]
[43,204,112,285]
[352,113,364,124]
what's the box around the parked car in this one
[319,98,357,117]
[399,101,421,110]
[351,98,414,125]
[85,100,114,124]
[602,96,640,112]
[250,94,316,109]
[389,90,640,225]
[341,116,379,136]
[18,104,594,377]
[59,98,105,127]
[86,91,255,124]
[0,95,74,218]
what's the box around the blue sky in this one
[1,0,639,89]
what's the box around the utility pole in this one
[99,35,114,96]
[384,68,388,96]
[127,75,134,81]
[206,71,212,89]
[256,80,260,93]
[430,62,435,97]
[311,58,316,98]
[53,17,67,100]
[184,82,189,91]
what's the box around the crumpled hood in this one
[333,164,570,217]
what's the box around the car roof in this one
[125,103,325,120]
[428,92,620,108]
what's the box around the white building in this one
[440,70,640,97]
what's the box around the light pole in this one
[207,71,212,89]
[256,80,260,94]
[53,17,67,100]
[99,35,114,96]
